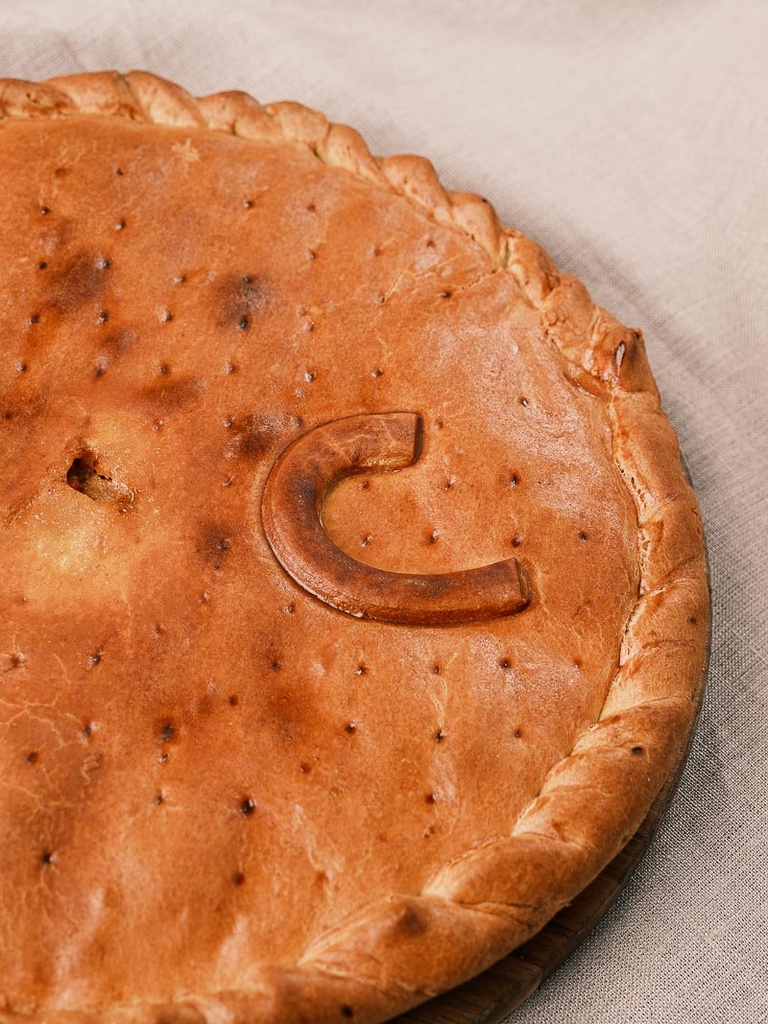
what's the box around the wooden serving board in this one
[396,576,710,1023]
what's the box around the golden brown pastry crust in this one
[0,72,708,1023]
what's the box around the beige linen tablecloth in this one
[1,2,765,1021]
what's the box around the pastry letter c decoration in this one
[262,413,532,625]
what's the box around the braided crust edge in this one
[0,70,709,1024]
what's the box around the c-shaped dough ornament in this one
[262,413,532,625]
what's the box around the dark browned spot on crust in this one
[232,871,246,886]
[435,729,446,743]
[81,723,93,739]
[262,680,307,744]
[432,663,440,675]
[40,851,54,866]
[395,903,428,937]
[292,477,318,517]
[510,473,519,486]
[514,728,523,739]
[345,722,357,734]
[101,327,136,358]
[48,252,109,315]
[115,219,126,231]
[225,412,289,460]
[228,694,239,706]
[689,616,698,625]
[511,536,523,548]
[520,397,529,407]
[240,798,256,816]
[371,368,383,378]
[154,793,165,806]
[299,762,311,774]
[158,721,176,744]
[579,531,589,541]
[38,261,47,270]
[141,375,207,412]
[341,1006,354,1019]
[355,664,367,676]
[428,530,439,545]
[499,658,511,670]
[198,523,236,569]
[215,273,266,330]
[425,792,437,804]
[270,658,282,672]
[26,751,39,765]
[87,650,103,669]
[631,746,645,756]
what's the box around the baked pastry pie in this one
[0,72,708,1023]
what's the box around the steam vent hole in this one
[66,453,133,505]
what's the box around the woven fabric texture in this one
[1,2,765,1021]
